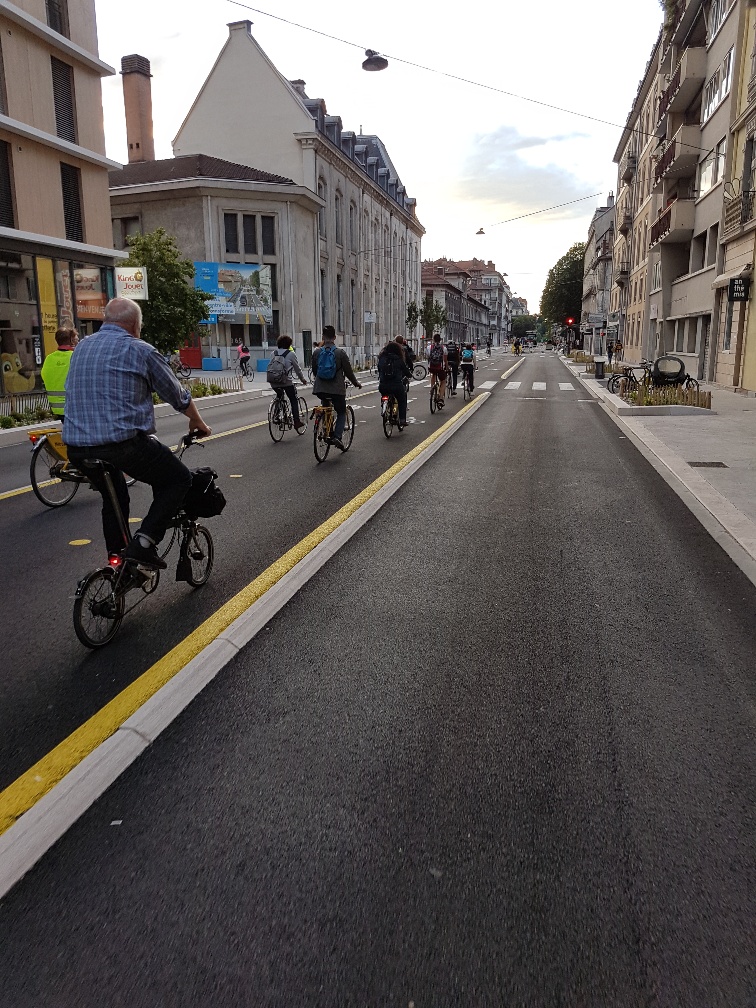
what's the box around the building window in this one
[51,57,76,144]
[350,278,356,333]
[0,141,15,227]
[320,269,327,328]
[317,179,326,238]
[45,0,69,37]
[261,215,275,255]
[334,192,343,245]
[60,162,83,242]
[336,274,343,330]
[708,0,733,39]
[269,263,278,302]
[349,202,357,250]
[224,213,239,255]
[242,214,257,255]
[698,138,726,196]
[702,48,734,122]
[112,216,140,250]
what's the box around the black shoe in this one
[125,539,167,570]
[451,390,457,395]
[332,438,346,451]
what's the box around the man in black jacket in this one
[446,341,461,395]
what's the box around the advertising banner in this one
[194,262,273,325]
[115,267,148,300]
[75,267,108,319]
[35,257,59,358]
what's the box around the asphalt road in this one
[0,351,754,1006]
[0,360,509,791]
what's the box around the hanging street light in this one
[362,50,388,71]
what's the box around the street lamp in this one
[362,50,388,71]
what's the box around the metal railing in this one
[723,191,756,236]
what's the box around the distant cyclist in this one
[513,337,522,356]
[427,333,448,407]
[311,325,362,450]
[446,340,461,395]
[377,340,412,428]
[460,343,477,393]
[237,342,251,376]
[267,335,307,431]
[486,336,492,356]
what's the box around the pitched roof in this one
[109,154,294,188]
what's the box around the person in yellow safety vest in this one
[41,327,79,418]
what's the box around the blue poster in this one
[194,262,273,325]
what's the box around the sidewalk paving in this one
[562,357,756,571]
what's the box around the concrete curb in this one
[560,357,756,576]
[0,393,489,899]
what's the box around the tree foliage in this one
[405,301,420,334]
[122,228,211,355]
[539,243,586,326]
[510,314,541,340]
[406,298,447,338]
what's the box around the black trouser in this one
[317,394,347,439]
[276,385,301,424]
[448,362,459,390]
[69,433,192,554]
[380,383,408,423]
[461,364,474,391]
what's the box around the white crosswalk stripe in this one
[501,381,578,393]
[532,382,546,390]
[559,382,575,391]
[505,381,521,390]
[477,380,497,390]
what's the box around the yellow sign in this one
[36,258,58,358]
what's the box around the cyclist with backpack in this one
[311,325,362,450]
[427,333,448,407]
[267,335,307,430]
[237,342,251,376]
[377,340,412,428]
[446,340,461,395]
[460,342,477,393]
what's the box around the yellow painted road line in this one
[0,396,482,836]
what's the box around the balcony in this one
[615,262,630,286]
[653,125,700,188]
[657,47,706,122]
[723,191,756,237]
[621,153,637,182]
[749,74,756,107]
[618,210,632,235]
[649,198,695,247]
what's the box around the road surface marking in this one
[0,394,489,848]
[477,381,497,390]
[505,381,521,390]
[68,539,91,546]
[532,382,547,390]
[559,383,575,391]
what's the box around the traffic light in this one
[565,317,574,326]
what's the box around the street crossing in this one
[503,381,577,392]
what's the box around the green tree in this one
[405,301,420,335]
[510,314,541,341]
[539,242,586,327]
[418,298,447,338]
[122,228,211,355]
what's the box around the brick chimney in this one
[121,54,155,163]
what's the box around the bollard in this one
[595,359,605,380]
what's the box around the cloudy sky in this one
[95,0,663,312]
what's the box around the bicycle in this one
[167,354,191,379]
[461,367,474,401]
[72,434,216,649]
[268,390,309,442]
[607,360,652,395]
[28,427,135,508]
[429,370,446,414]
[412,361,427,381]
[234,361,255,382]
[311,387,356,462]
[381,381,409,438]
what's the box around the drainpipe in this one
[286,201,297,351]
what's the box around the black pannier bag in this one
[183,467,226,518]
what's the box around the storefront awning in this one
[712,266,753,289]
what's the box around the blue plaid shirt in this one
[63,323,192,446]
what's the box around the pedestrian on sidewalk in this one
[607,342,614,367]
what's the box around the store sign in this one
[115,267,148,300]
[728,277,750,302]
[74,268,107,319]
[35,257,58,358]
[194,262,273,325]
[364,311,377,323]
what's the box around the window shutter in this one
[51,57,76,144]
[224,213,239,254]
[0,141,14,227]
[60,162,83,242]
[261,215,276,255]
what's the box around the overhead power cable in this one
[225,1,716,158]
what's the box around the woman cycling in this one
[237,342,251,376]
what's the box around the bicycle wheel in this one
[412,362,427,381]
[268,398,285,442]
[446,374,453,400]
[607,374,622,395]
[296,397,309,434]
[341,405,355,451]
[684,376,699,391]
[30,440,80,507]
[313,413,330,462]
[73,569,124,648]
[429,382,437,414]
[382,397,394,438]
[463,374,472,401]
[307,367,314,384]
[178,362,191,378]
[184,525,214,587]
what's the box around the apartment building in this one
[454,258,512,346]
[172,21,423,365]
[0,0,121,395]
[421,263,466,344]
[581,196,615,355]
[716,0,756,391]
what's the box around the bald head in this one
[104,298,142,337]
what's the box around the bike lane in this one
[0,354,753,1005]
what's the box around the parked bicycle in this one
[72,434,222,648]
[311,386,356,462]
[607,360,652,395]
[28,427,135,508]
[268,391,309,442]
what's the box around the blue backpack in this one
[317,344,337,380]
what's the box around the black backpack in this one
[183,467,226,518]
[381,353,397,379]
